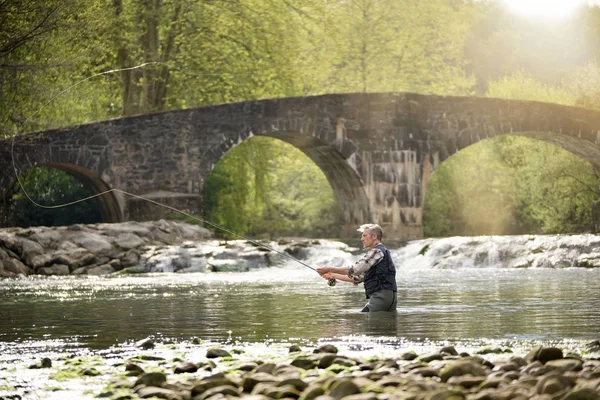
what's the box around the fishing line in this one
[8,63,336,286]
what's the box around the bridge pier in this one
[126,191,203,223]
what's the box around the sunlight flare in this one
[503,0,584,18]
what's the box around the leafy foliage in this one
[202,137,339,238]
[486,69,576,105]
[424,136,600,236]
[5,167,101,228]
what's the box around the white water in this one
[139,234,600,274]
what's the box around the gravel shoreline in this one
[7,340,600,400]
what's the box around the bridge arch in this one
[1,162,122,226]
[422,130,600,236]
[201,130,371,237]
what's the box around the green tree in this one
[5,167,102,228]
[486,69,576,105]
[565,62,600,110]
[202,136,338,238]
[424,135,600,237]
[0,0,119,135]
[300,0,477,95]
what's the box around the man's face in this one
[361,229,376,249]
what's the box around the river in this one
[1,235,600,398]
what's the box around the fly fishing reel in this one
[327,278,337,287]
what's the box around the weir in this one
[2,92,600,239]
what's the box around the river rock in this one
[314,344,338,354]
[264,384,301,399]
[291,357,317,370]
[0,233,22,255]
[242,373,280,392]
[125,363,145,376]
[547,359,584,372]
[197,385,240,400]
[526,346,564,364]
[2,257,31,275]
[71,232,113,254]
[329,379,361,399]
[174,361,198,374]
[115,233,145,250]
[52,250,95,271]
[29,253,52,270]
[191,375,238,396]
[37,264,70,276]
[97,221,153,237]
[29,228,62,247]
[536,374,575,395]
[206,348,231,358]
[135,372,167,387]
[440,359,490,382]
[121,249,141,267]
[0,221,217,277]
[87,264,115,275]
[136,386,183,400]
[21,238,44,266]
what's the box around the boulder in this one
[96,221,152,237]
[87,264,115,275]
[30,254,53,270]
[174,362,198,374]
[135,372,167,388]
[206,348,231,358]
[37,264,70,276]
[440,360,489,383]
[29,229,62,248]
[71,232,113,254]
[115,233,145,250]
[51,250,95,271]
[2,258,31,275]
[120,249,141,268]
[0,234,22,255]
[0,267,17,277]
[20,239,45,266]
[525,346,564,364]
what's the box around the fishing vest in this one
[363,243,397,298]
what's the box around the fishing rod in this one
[8,62,337,286]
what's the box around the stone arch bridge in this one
[2,92,600,239]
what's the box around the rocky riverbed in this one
[0,221,312,278]
[6,340,600,400]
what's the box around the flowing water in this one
[1,235,600,398]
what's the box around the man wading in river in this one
[317,224,397,312]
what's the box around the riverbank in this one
[3,222,600,278]
[3,339,600,400]
[0,221,323,277]
[0,220,212,277]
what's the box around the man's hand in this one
[317,266,331,276]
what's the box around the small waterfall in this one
[140,234,600,273]
[385,234,600,270]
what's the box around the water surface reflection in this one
[1,267,599,351]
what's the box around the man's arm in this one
[317,266,349,276]
[323,272,354,283]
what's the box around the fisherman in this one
[317,223,397,312]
